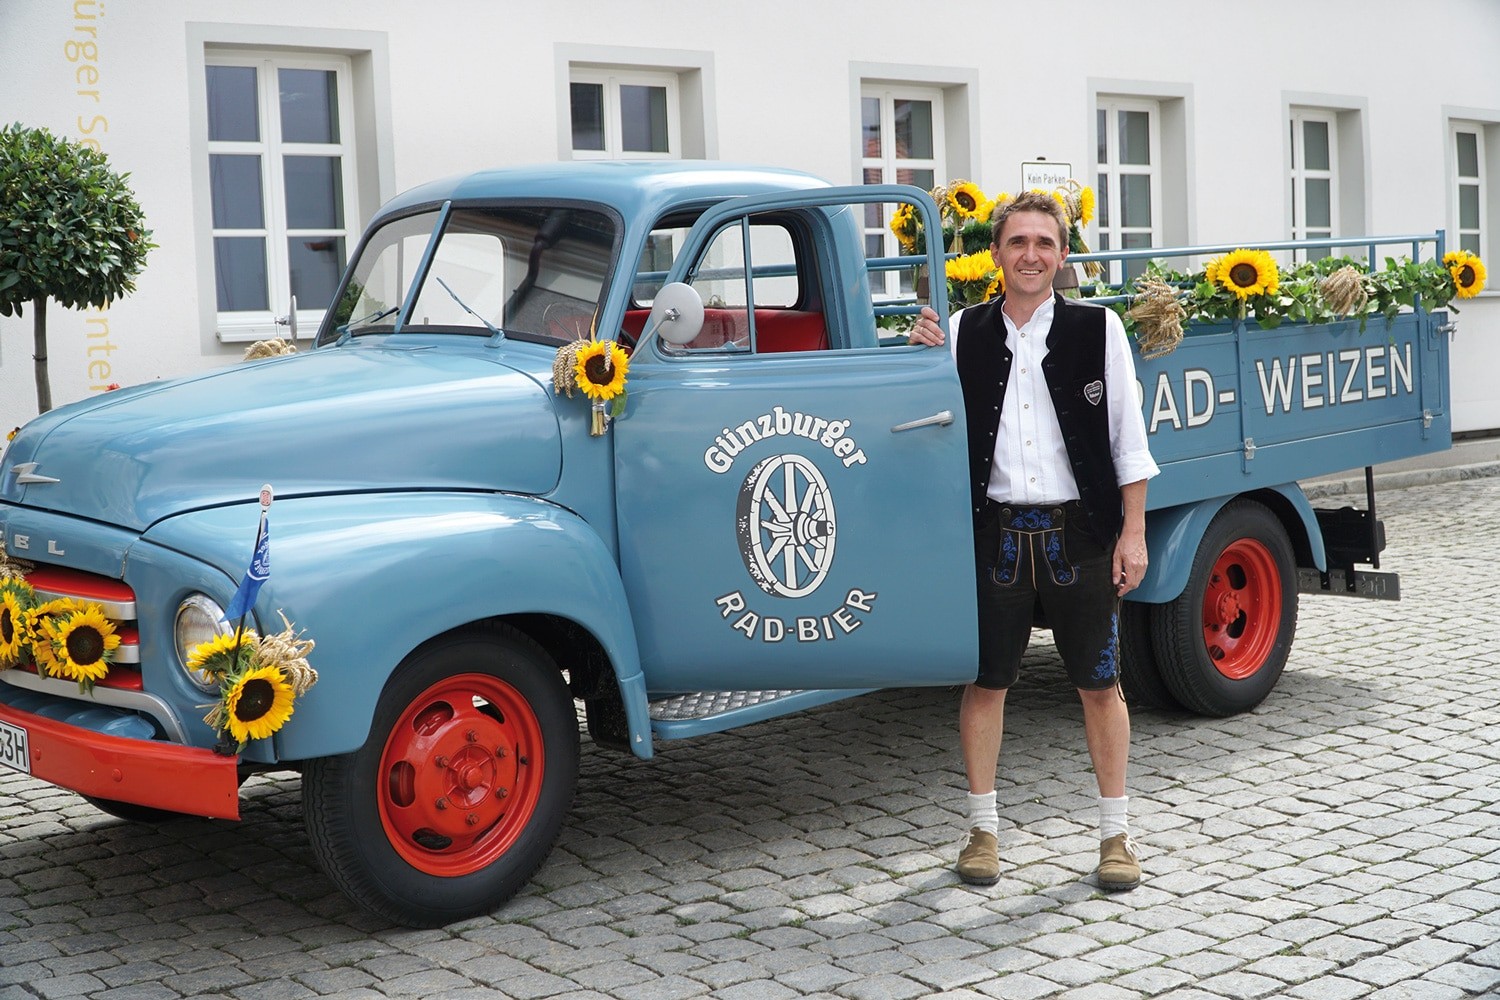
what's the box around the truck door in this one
[613,186,978,693]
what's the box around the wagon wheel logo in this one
[736,453,837,598]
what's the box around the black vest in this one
[956,293,1123,546]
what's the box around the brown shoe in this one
[1097,833,1141,891]
[956,828,1000,885]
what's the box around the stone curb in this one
[1302,459,1500,499]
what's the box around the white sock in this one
[967,791,999,836]
[1099,795,1129,840]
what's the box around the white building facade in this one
[3,0,1499,434]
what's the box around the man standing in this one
[908,191,1158,891]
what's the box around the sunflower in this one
[574,339,629,402]
[0,586,34,667]
[47,603,120,691]
[1077,185,1096,227]
[1213,248,1279,300]
[1444,250,1487,299]
[889,202,919,252]
[222,664,296,746]
[945,248,996,284]
[23,599,74,677]
[945,181,988,223]
[984,267,1005,301]
[187,629,257,679]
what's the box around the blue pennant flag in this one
[222,485,273,623]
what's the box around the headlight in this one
[175,594,230,692]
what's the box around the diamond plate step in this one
[649,689,803,721]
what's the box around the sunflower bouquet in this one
[553,338,630,435]
[0,576,122,694]
[188,612,318,752]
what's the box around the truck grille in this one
[13,565,142,691]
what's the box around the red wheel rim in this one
[377,673,545,876]
[1200,538,1282,681]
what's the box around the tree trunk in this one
[32,295,51,413]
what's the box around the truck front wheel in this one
[302,625,578,927]
[1150,500,1298,717]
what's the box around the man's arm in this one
[1114,478,1148,596]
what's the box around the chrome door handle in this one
[891,410,954,432]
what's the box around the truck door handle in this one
[891,410,954,433]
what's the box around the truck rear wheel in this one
[302,625,578,927]
[1150,500,1298,717]
[1118,601,1180,711]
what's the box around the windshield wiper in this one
[435,277,504,341]
[338,304,400,337]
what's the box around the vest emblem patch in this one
[1084,379,1104,406]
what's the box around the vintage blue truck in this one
[0,162,1452,926]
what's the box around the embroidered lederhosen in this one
[956,296,1124,691]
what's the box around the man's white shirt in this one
[947,296,1160,504]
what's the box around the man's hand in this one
[1113,528,1148,596]
[908,305,946,347]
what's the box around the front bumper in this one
[0,691,241,820]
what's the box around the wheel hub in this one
[376,673,543,876]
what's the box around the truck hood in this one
[2,343,562,531]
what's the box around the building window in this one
[1452,122,1487,260]
[1289,108,1338,260]
[861,85,944,299]
[1095,98,1162,285]
[569,68,680,159]
[205,52,359,341]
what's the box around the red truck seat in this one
[622,308,827,353]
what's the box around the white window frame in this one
[1450,121,1488,263]
[205,49,360,342]
[1095,96,1163,286]
[569,67,681,161]
[1289,107,1340,258]
[861,84,946,299]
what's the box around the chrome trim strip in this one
[0,670,189,743]
[28,586,136,620]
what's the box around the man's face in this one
[991,210,1068,302]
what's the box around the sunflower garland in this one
[1118,248,1489,354]
[192,612,317,752]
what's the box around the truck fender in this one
[143,493,655,761]
[1130,484,1325,604]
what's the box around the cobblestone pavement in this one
[3,477,1499,1000]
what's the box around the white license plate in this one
[0,719,30,775]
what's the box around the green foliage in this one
[0,122,155,318]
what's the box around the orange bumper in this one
[0,700,241,820]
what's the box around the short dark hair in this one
[991,190,1068,248]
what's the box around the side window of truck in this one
[629,213,830,355]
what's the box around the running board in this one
[649,688,875,741]
[1297,567,1400,600]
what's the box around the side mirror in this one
[638,282,704,351]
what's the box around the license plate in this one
[0,719,30,775]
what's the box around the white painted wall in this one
[3,0,1498,434]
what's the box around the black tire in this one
[1150,500,1299,717]
[302,624,578,927]
[1118,600,1181,711]
[83,796,190,823]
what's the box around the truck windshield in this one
[323,205,618,343]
